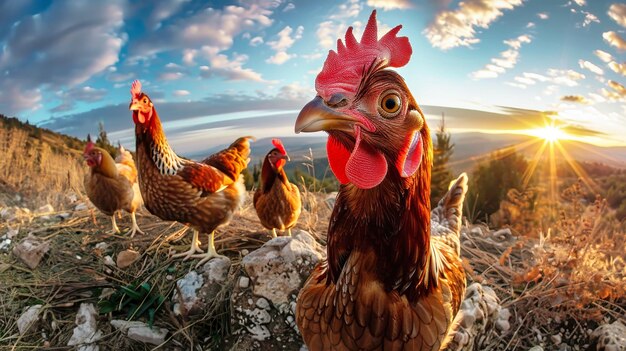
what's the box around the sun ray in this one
[522,140,549,189]
[448,137,543,168]
[554,141,601,194]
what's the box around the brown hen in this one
[83,142,143,237]
[254,138,301,237]
[129,80,252,266]
[294,11,468,351]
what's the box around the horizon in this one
[0,0,625,151]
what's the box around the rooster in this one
[128,80,252,266]
[83,142,144,237]
[294,11,468,350]
[254,139,301,237]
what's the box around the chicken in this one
[294,11,468,350]
[128,80,252,266]
[254,138,301,237]
[83,141,144,237]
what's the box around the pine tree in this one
[95,122,117,158]
[431,113,454,207]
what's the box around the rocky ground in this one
[0,192,624,350]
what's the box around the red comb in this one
[315,10,412,100]
[83,140,95,154]
[131,80,142,99]
[271,138,287,155]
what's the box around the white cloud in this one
[283,3,295,12]
[366,0,412,11]
[526,22,535,28]
[470,34,532,79]
[506,82,527,89]
[129,2,278,82]
[199,51,272,82]
[266,51,293,65]
[51,86,107,113]
[578,59,604,75]
[173,90,190,97]
[560,95,590,104]
[158,72,185,81]
[514,76,536,85]
[547,69,586,87]
[608,3,626,28]
[146,0,191,30]
[330,0,362,20]
[424,0,525,50]
[608,61,626,76]
[537,12,549,20]
[580,11,600,27]
[250,36,264,46]
[572,0,585,6]
[0,1,125,115]
[603,31,626,51]
[594,50,613,63]
[266,25,303,65]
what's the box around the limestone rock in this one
[116,249,140,269]
[111,320,168,345]
[12,234,50,269]
[241,230,324,305]
[590,320,626,351]
[445,283,506,351]
[172,256,231,317]
[68,303,102,351]
[228,230,325,350]
[324,192,338,210]
[36,204,55,220]
[74,202,89,211]
[17,305,42,335]
[1,206,31,223]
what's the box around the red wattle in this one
[327,135,350,184]
[345,127,387,189]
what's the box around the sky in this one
[1,0,625,154]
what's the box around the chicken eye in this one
[143,98,147,103]
[378,91,402,118]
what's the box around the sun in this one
[535,125,565,143]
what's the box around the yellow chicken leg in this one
[171,229,204,260]
[271,228,278,238]
[126,212,145,238]
[109,215,121,234]
[193,231,226,267]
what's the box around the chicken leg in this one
[126,212,145,238]
[192,231,226,267]
[271,228,278,238]
[109,215,121,234]
[171,229,204,260]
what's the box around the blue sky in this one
[1,0,625,152]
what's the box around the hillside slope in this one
[0,115,87,208]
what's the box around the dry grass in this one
[0,191,330,350]
[461,181,626,350]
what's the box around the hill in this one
[0,114,88,208]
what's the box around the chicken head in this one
[295,10,428,190]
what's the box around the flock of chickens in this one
[80,10,469,351]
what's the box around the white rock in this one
[325,192,338,210]
[68,303,102,351]
[17,305,42,335]
[590,320,626,351]
[95,242,109,251]
[551,334,562,345]
[111,320,168,345]
[470,227,483,235]
[247,324,271,341]
[103,256,115,266]
[241,231,324,305]
[6,227,19,239]
[74,203,89,211]
[256,298,270,310]
[239,276,250,289]
[0,237,11,251]
[172,256,231,316]
[12,235,50,269]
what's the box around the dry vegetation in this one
[0,191,332,350]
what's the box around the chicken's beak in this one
[295,96,357,134]
[129,102,140,111]
[281,154,291,162]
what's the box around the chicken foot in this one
[192,231,226,267]
[126,212,145,238]
[171,229,204,260]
